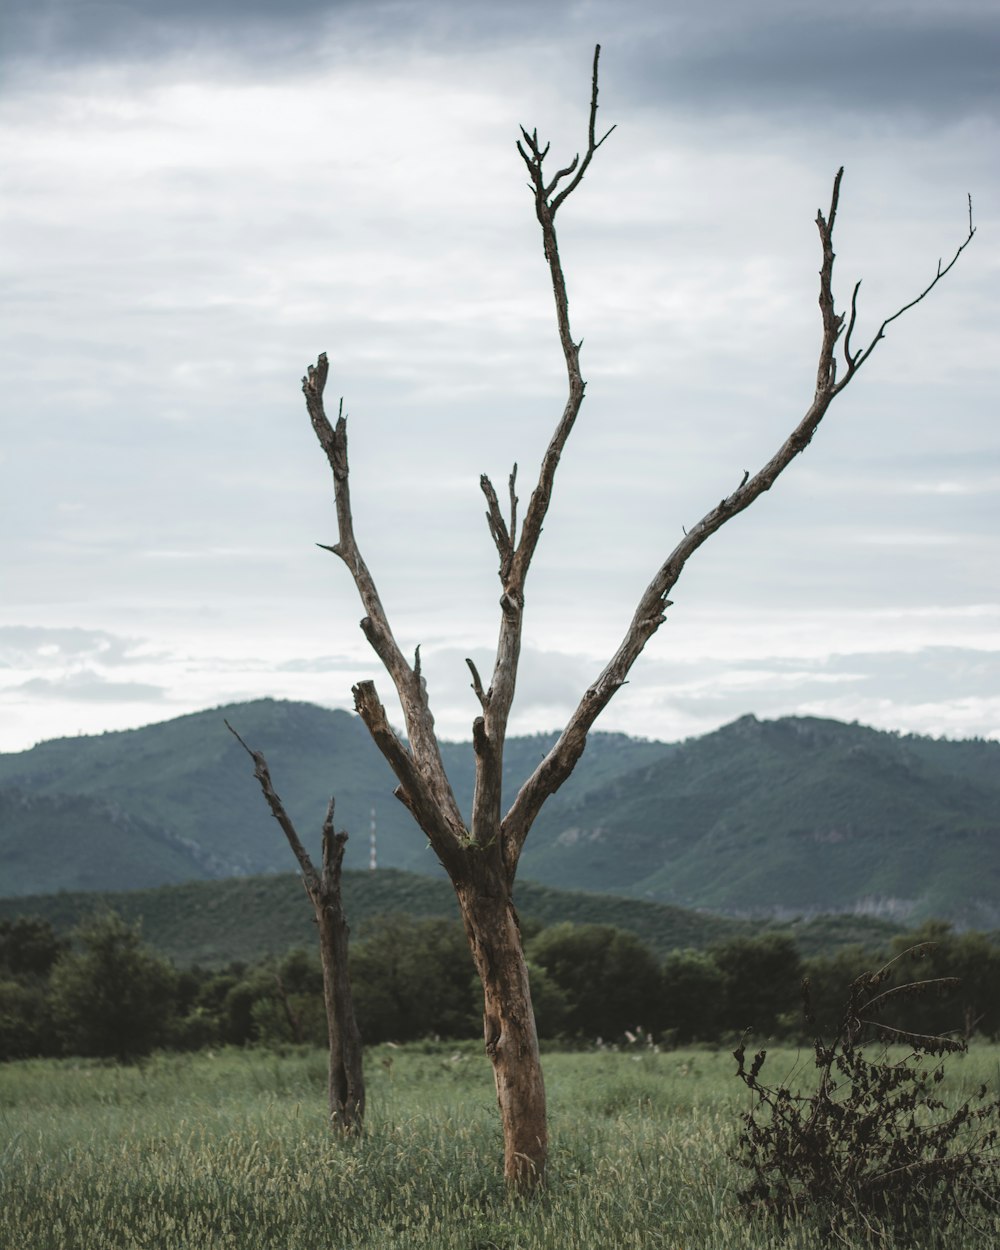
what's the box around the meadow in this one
[2,1042,999,1249]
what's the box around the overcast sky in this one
[1,0,998,755]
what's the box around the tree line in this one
[3,910,998,1063]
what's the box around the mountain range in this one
[1,700,998,926]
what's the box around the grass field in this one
[2,1042,998,1249]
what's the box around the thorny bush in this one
[733,943,1000,1244]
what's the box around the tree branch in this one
[481,473,513,576]
[302,355,466,849]
[466,657,488,709]
[351,680,467,873]
[508,464,519,549]
[834,192,975,384]
[548,45,616,217]
[320,796,348,896]
[225,720,322,896]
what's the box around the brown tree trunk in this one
[313,873,365,1131]
[226,722,365,1132]
[455,874,547,1189]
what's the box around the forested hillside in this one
[0,867,903,967]
[1,700,998,925]
[522,714,1000,926]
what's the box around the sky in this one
[1,0,998,755]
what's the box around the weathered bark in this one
[296,45,973,1187]
[227,722,365,1131]
[311,816,365,1130]
[454,869,547,1186]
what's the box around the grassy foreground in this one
[2,1043,999,1249]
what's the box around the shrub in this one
[733,944,1000,1242]
[48,911,177,1062]
[526,923,663,1040]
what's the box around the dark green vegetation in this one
[4,908,999,1063]
[3,1044,999,1249]
[0,867,903,968]
[2,699,998,925]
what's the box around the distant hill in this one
[0,699,666,892]
[522,715,1000,928]
[0,786,211,893]
[1,700,998,926]
[0,868,904,967]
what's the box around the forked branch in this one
[817,175,975,390]
[515,46,615,218]
[500,168,975,873]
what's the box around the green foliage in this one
[0,918,65,1059]
[247,948,329,1048]
[350,916,479,1043]
[48,911,177,1061]
[796,944,878,1038]
[0,979,55,1060]
[713,934,804,1036]
[7,893,1000,1061]
[734,949,1000,1243]
[660,949,727,1042]
[803,927,1000,1044]
[524,961,572,1039]
[0,916,66,980]
[884,922,1000,1040]
[527,923,664,1039]
[7,896,1000,1060]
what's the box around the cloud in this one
[588,645,1000,744]
[9,0,999,129]
[1,0,561,81]
[14,670,166,703]
[274,655,360,673]
[624,7,1000,121]
[0,626,153,669]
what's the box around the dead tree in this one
[299,47,973,1186]
[227,722,365,1132]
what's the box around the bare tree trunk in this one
[454,873,547,1186]
[312,826,365,1130]
[227,722,365,1131]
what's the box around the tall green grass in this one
[2,1044,998,1248]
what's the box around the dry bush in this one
[733,944,1000,1243]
